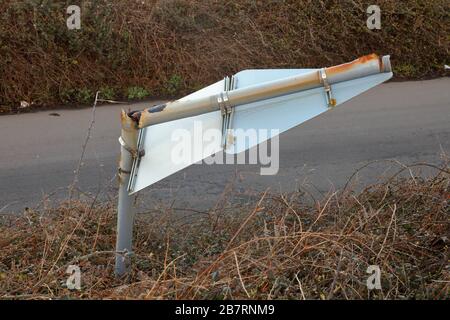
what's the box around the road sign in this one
[127,54,392,193]
[115,53,393,276]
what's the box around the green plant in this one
[75,88,94,104]
[60,88,77,104]
[60,88,94,104]
[394,64,418,78]
[165,75,183,96]
[127,86,150,100]
[100,86,116,100]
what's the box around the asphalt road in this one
[0,78,449,213]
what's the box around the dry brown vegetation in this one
[0,0,448,112]
[0,164,448,300]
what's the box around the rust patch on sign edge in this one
[326,53,380,76]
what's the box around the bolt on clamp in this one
[320,68,336,108]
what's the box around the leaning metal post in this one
[115,110,139,276]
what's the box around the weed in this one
[99,86,116,100]
[165,75,183,96]
[127,86,150,100]
[75,88,94,105]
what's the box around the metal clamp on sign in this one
[127,128,146,192]
[320,68,336,108]
[118,136,145,159]
[218,92,231,116]
[220,76,236,149]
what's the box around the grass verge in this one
[0,165,448,299]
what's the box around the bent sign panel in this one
[129,56,393,194]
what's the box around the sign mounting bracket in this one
[320,68,336,108]
[220,75,237,149]
[128,127,146,192]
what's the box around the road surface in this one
[0,78,449,213]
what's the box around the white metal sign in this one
[129,65,392,193]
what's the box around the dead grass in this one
[0,164,448,300]
[0,0,448,112]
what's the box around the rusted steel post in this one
[115,110,139,276]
